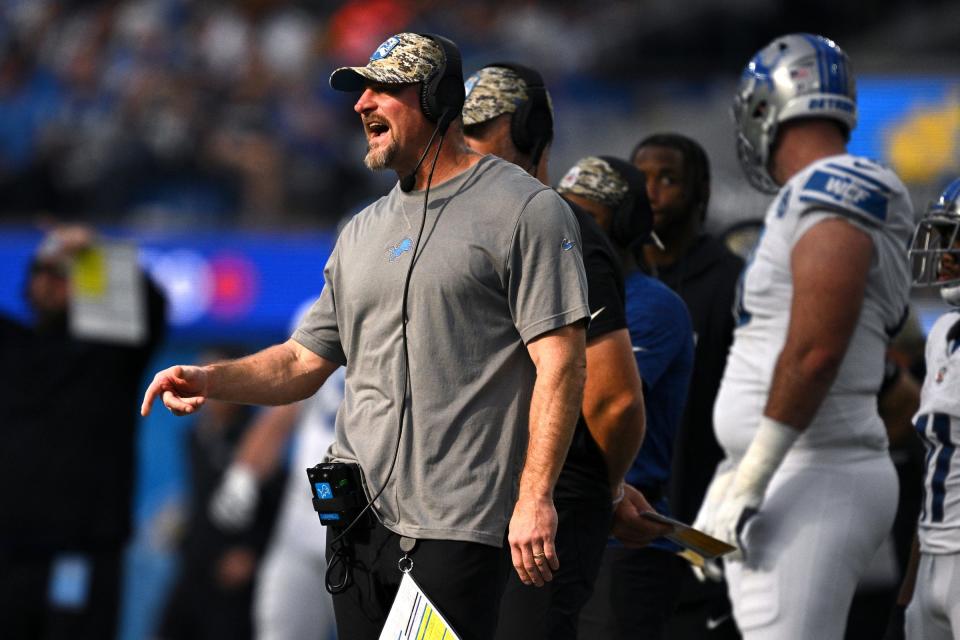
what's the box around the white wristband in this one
[612,483,625,507]
[733,416,799,498]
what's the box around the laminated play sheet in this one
[69,242,146,345]
[379,572,460,640]
[640,511,737,559]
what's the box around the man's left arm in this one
[709,216,873,548]
[509,323,586,587]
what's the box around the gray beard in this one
[364,138,399,170]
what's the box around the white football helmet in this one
[733,34,857,193]
[909,178,960,306]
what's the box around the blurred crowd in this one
[0,0,660,230]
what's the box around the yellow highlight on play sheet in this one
[379,572,460,640]
[72,247,107,297]
[416,604,452,640]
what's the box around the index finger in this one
[141,379,163,416]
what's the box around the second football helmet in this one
[909,178,960,306]
[733,33,857,193]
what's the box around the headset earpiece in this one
[487,62,553,169]
[599,155,652,249]
[418,33,464,133]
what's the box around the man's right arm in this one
[141,338,339,416]
[582,328,645,491]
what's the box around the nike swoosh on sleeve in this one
[589,307,606,322]
[706,613,732,630]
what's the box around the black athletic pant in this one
[0,548,123,640]
[157,566,256,640]
[494,500,612,640]
[579,546,687,639]
[325,519,508,640]
[664,567,741,639]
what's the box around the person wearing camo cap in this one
[557,156,696,640]
[557,157,631,214]
[142,33,592,640]
[462,64,670,640]
[462,65,553,181]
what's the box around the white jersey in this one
[715,154,913,458]
[915,310,960,555]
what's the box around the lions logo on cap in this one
[464,75,480,98]
[371,36,400,61]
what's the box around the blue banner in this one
[1,227,336,341]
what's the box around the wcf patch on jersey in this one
[801,170,889,221]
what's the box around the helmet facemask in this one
[910,212,960,306]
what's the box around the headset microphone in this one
[399,173,416,193]
[400,123,444,192]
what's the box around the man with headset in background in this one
[695,34,914,639]
[461,64,669,639]
[556,156,694,639]
[141,33,590,640]
[631,133,743,639]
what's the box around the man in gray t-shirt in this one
[142,32,589,640]
[294,154,588,547]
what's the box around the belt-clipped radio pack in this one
[307,462,370,527]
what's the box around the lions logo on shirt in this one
[386,238,413,262]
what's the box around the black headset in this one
[486,62,553,169]
[599,155,653,250]
[418,33,465,134]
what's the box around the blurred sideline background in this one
[0,0,958,637]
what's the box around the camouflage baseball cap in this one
[330,33,444,91]
[556,156,629,208]
[462,66,529,126]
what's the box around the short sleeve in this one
[292,243,347,365]
[793,210,874,252]
[578,217,626,340]
[506,189,590,344]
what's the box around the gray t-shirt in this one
[293,155,589,546]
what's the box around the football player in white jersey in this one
[694,33,914,639]
[899,178,960,640]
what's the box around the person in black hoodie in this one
[632,134,745,639]
[0,225,167,640]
